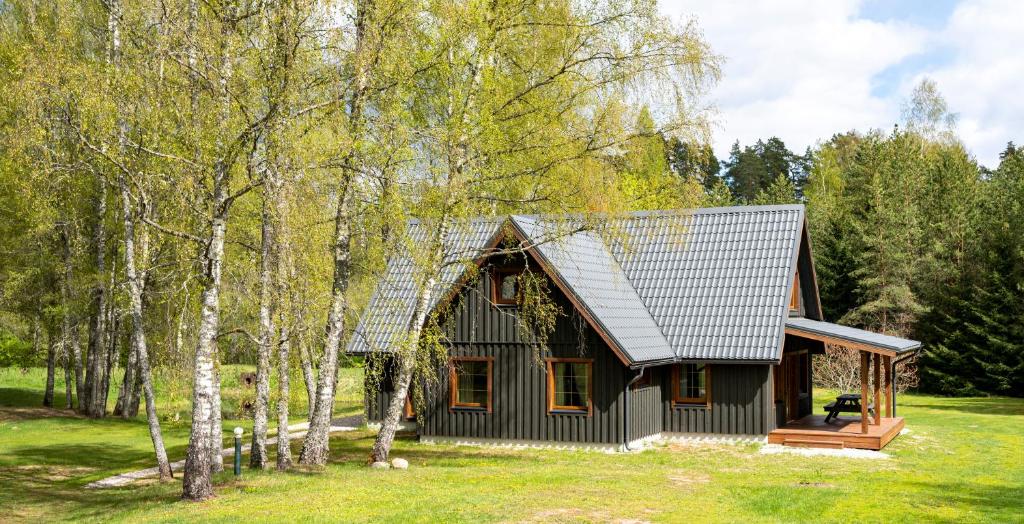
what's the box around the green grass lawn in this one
[1,368,1022,523]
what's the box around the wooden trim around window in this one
[490,266,523,306]
[545,358,593,415]
[671,363,712,409]
[448,356,493,413]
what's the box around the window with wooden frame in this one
[448,357,493,412]
[672,363,711,407]
[403,393,416,419]
[491,266,523,306]
[546,358,593,415]
[789,272,801,311]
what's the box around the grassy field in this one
[1,368,1022,523]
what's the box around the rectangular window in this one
[673,363,711,407]
[449,357,492,412]
[790,272,801,311]
[546,358,592,414]
[491,267,522,305]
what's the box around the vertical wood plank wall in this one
[660,364,774,436]
[366,260,778,442]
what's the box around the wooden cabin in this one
[348,205,920,451]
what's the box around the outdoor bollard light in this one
[233,427,244,477]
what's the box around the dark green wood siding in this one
[366,259,780,443]
[628,374,663,441]
[660,364,774,436]
[369,265,632,445]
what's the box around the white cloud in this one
[921,0,1024,166]
[659,0,1020,167]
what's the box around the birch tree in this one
[368,0,719,463]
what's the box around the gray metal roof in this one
[348,205,810,364]
[607,205,804,362]
[785,317,921,354]
[513,216,677,363]
[347,218,503,355]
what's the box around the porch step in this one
[782,438,845,449]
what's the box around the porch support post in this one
[860,351,869,434]
[884,355,892,418]
[873,353,881,425]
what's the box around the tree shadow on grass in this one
[905,479,1024,519]
[0,387,51,409]
[907,397,1024,416]
[0,443,183,521]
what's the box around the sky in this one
[658,0,1023,168]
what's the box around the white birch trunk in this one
[250,194,275,469]
[369,276,434,462]
[119,174,172,479]
[298,0,372,465]
[181,207,228,500]
[297,183,351,465]
[275,320,292,470]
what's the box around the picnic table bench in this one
[824,393,874,423]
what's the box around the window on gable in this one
[790,272,801,311]
[672,363,711,407]
[491,267,523,306]
[448,357,492,412]
[546,358,592,414]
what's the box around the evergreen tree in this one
[666,137,721,190]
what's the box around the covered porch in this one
[769,318,920,450]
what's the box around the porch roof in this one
[784,317,921,357]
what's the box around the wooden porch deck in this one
[767,415,905,450]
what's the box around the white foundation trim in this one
[366,420,418,432]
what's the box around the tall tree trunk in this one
[59,223,84,410]
[101,302,119,415]
[370,268,438,462]
[119,174,172,479]
[84,175,108,418]
[181,202,229,500]
[115,313,139,417]
[275,173,294,470]
[276,320,292,470]
[63,343,74,409]
[298,182,351,465]
[250,191,276,469]
[299,335,316,416]
[43,322,56,407]
[298,0,373,466]
[183,0,236,497]
[369,214,452,463]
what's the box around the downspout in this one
[623,366,645,451]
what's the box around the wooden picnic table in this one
[823,393,874,423]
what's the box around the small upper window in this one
[449,357,492,412]
[790,272,801,311]
[673,363,710,406]
[546,358,593,414]
[492,267,523,306]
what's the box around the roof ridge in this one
[405,204,806,226]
